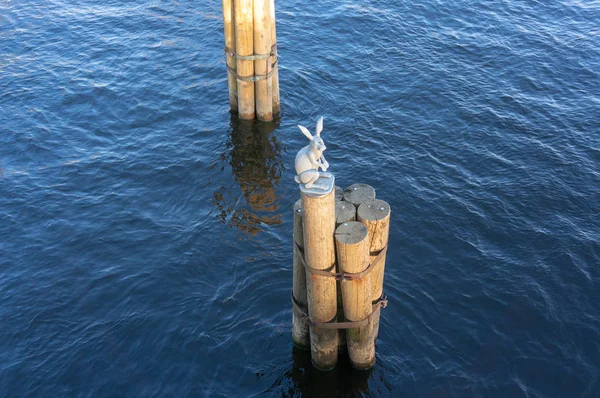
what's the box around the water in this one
[1,0,599,396]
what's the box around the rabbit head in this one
[298,116,325,152]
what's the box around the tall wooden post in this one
[269,0,280,115]
[334,200,356,353]
[335,221,375,370]
[302,189,338,371]
[292,200,310,349]
[254,0,272,121]
[357,199,391,343]
[222,0,237,112]
[234,0,255,120]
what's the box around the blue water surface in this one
[1,0,600,396]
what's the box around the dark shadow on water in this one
[270,348,374,397]
[211,115,285,237]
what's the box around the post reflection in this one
[212,115,285,236]
[279,348,373,396]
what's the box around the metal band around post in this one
[294,240,388,281]
[291,290,388,330]
[224,44,277,61]
[227,58,279,82]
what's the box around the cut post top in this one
[343,183,376,206]
[357,199,391,222]
[335,201,356,226]
[335,221,369,246]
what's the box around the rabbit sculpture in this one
[294,117,332,190]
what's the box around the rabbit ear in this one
[315,117,324,136]
[298,125,313,140]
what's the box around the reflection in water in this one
[212,115,285,236]
[269,348,373,397]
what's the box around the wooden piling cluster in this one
[292,183,391,370]
[222,0,280,121]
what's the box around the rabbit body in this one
[294,117,331,189]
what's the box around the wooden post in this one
[253,0,272,121]
[334,200,356,353]
[292,200,309,349]
[222,0,237,112]
[269,0,280,115]
[357,199,391,343]
[302,189,337,371]
[335,221,375,370]
[234,0,255,120]
[343,183,376,209]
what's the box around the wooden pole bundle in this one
[292,200,310,350]
[335,221,375,370]
[301,189,338,371]
[222,0,280,121]
[291,180,390,371]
